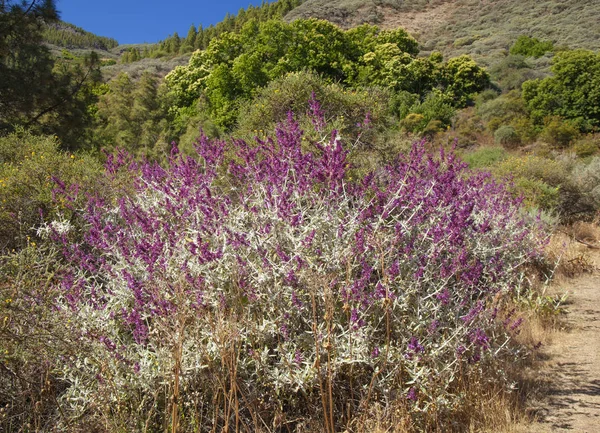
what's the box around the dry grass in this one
[347,360,537,433]
[545,230,596,280]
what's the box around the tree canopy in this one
[165,19,490,128]
[522,49,600,129]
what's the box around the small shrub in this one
[422,119,444,137]
[453,35,480,48]
[511,115,538,144]
[461,146,508,169]
[0,245,74,431]
[0,130,103,252]
[477,90,528,133]
[509,35,554,58]
[572,135,599,158]
[574,156,600,209]
[513,177,561,210]
[400,112,426,132]
[449,109,486,147]
[494,125,521,147]
[539,116,580,147]
[474,89,500,108]
[399,92,456,134]
[493,155,569,211]
[236,70,391,145]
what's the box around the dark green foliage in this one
[398,92,456,134]
[510,35,554,58]
[0,1,102,150]
[522,50,600,129]
[43,21,118,50]
[93,72,169,158]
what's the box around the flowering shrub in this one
[45,109,546,431]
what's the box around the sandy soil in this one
[526,251,600,432]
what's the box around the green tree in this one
[522,49,600,129]
[165,19,488,129]
[182,24,197,53]
[0,0,101,150]
[440,55,490,107]
[93,72,168,158]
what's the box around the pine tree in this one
[0,0,101,149]
[195,25,204,50]
[185,24,197,51]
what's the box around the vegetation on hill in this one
[285,0,600,66]
[120,0,307,63]
[43,21,118,50]
[163,18,488,128]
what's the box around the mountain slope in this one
[285,0,600,66]
[43,21,118,51]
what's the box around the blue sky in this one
[56,0,275,44]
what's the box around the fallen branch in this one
[558,229,600,250]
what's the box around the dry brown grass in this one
[301,227,600,433]
[544,230,595,280]
[346,363,535,433]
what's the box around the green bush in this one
[574,156,600,209]
[477,90,529,132]
[422,119,444,137]
[461,146,508,169]
[490,153,598,217]
[494,124,521,147]
[522,50,600,129]
[572,135,599,158]
[399,92,456,134]
[400,113,426,133]
[0,130,103,252]
[493,154,570,211]
[474,89,500,108]
[236,70,391,144]
[539,116,580,147]
[513,177,560,210]
[509,35,554,58]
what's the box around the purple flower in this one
[407,387,418,401]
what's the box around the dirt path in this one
[527,252,600,432]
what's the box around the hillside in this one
[43,20,118,51]
[285,0,600,66]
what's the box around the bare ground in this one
[525,251,600,432]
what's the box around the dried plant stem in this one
[311,288,331,433]
[325,282,335,433]
[171,325,184,433]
